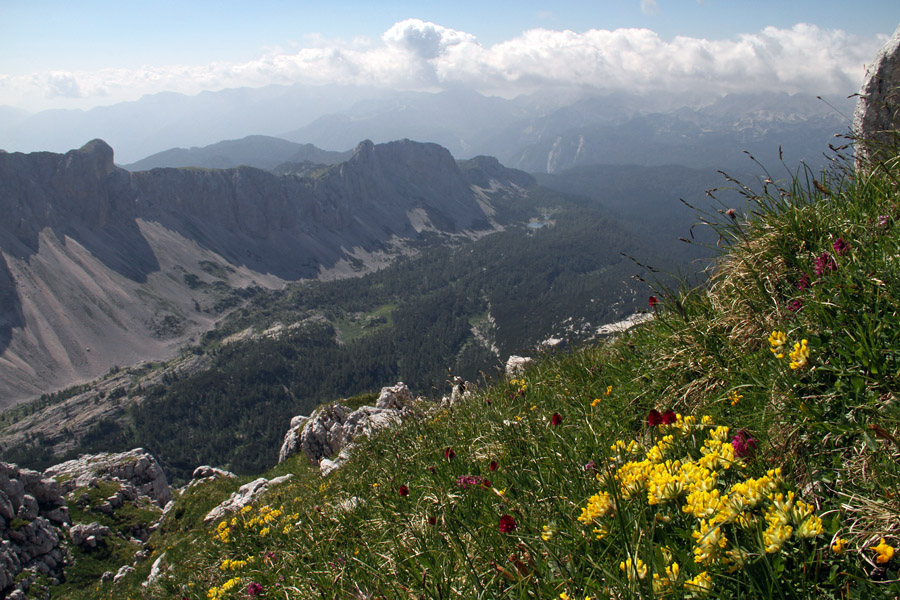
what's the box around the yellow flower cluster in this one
[580,416,823,591]
[207,577,241,599]
[769,331,811,370]
[219,557,252,571]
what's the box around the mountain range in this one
[0,138,532,406]
[1,85,854,172]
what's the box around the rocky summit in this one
[0,139,533,405]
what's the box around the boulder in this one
[70,522,111,549]
[278,382,420,474]
[44,448,172,508]
[505,355,533,378]
[0,462,68,598]
[854,24,900,167]
[203,475,294,524]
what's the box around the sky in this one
[1,0,897,112]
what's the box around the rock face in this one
[279,382,419,473]
[0,462,69,598]
[0,138,532,405]
[43,448,172,508]
[854,24,900,167]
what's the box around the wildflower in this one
[725,208,737,218]
[247,582,264,597]
[729,391,743,406]
[787,299,802,312]
[684,571,712,593]
[649,296,659,308]
[768,330,788,358]
[796,274,810,290]
[428,516,437,525]
[661,410,677,425]
[457,475,484,488]
[583,460,596,472]
[831,538,847,554]
[833,237,849,255]
[444,447,456,460]
[590,397,602,407]
[619,557,648,580]
[878,214,890,227]
[579,491,615,524]
[731,431,757,458]
[499,514,517,533]
[648,409,663,427]
[398,485,409,497]
[551,412,563,426]
[541,525,554,541]
[814,251,836,275]
[606,385,613,395]
[870,538,894,564]
[789,339,810,370]
[490,460,498,471]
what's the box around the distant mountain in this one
[0,84,396,164]
[0,138,532,405]
[122,135,351,171]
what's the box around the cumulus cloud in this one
[0,20,885,111]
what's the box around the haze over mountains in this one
[1,85,854,172]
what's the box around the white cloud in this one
[641,0,659,16]
[0,20,885,111]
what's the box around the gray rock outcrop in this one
[69,522,111,549]
[44,448,172,508]
[203,475,294,524]
[854,24,900,167]
[279,383,419,472]
[0,462,69,598]
[505,355,533,378]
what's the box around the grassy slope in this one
[69,152,900,599]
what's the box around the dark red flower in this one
[551,412,562,426]
[444,447,456,461]
[787,299,802,312]
[489,460,498,471]
[661,410,676,425]
[815,252,836,275]
[796,274,810,290]
[247,582,264,597]
[398,485,409,497]
[428,516,437,525]
[499,514,517,533]
[833,237,849,255]
[427,465,436,474]
[649,296,659,308]
[482,479,492,488]
[647,409,663,427]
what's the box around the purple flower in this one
[832,238,849,255]
[787,299,802,312]
[796,274,810,290]
[814,252,836,276]
[731,431,758,458]
[247,582,264,597]
[457,475,484,488]
[878,215,890,228]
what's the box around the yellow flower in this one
[870,538,895,564]
[591,398,602,407]
[729,391,743,406]
[831,538,847,555]
[605,385,613,396]
[684,571,712,593]
[789,339,810,370]
[619,557,648,580]
[768,330,788,358]
[541,525,554,541]
[560,593,571,600]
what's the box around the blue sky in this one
[1,0,896,111]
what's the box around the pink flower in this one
[457,475,484,488]
[499,514,517,533]
[787,299,802,312]
[815,252,836,275]
[796,274,810,290]
[832,238,849,255]
[551,413,562,426]
[247,582,264,597]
